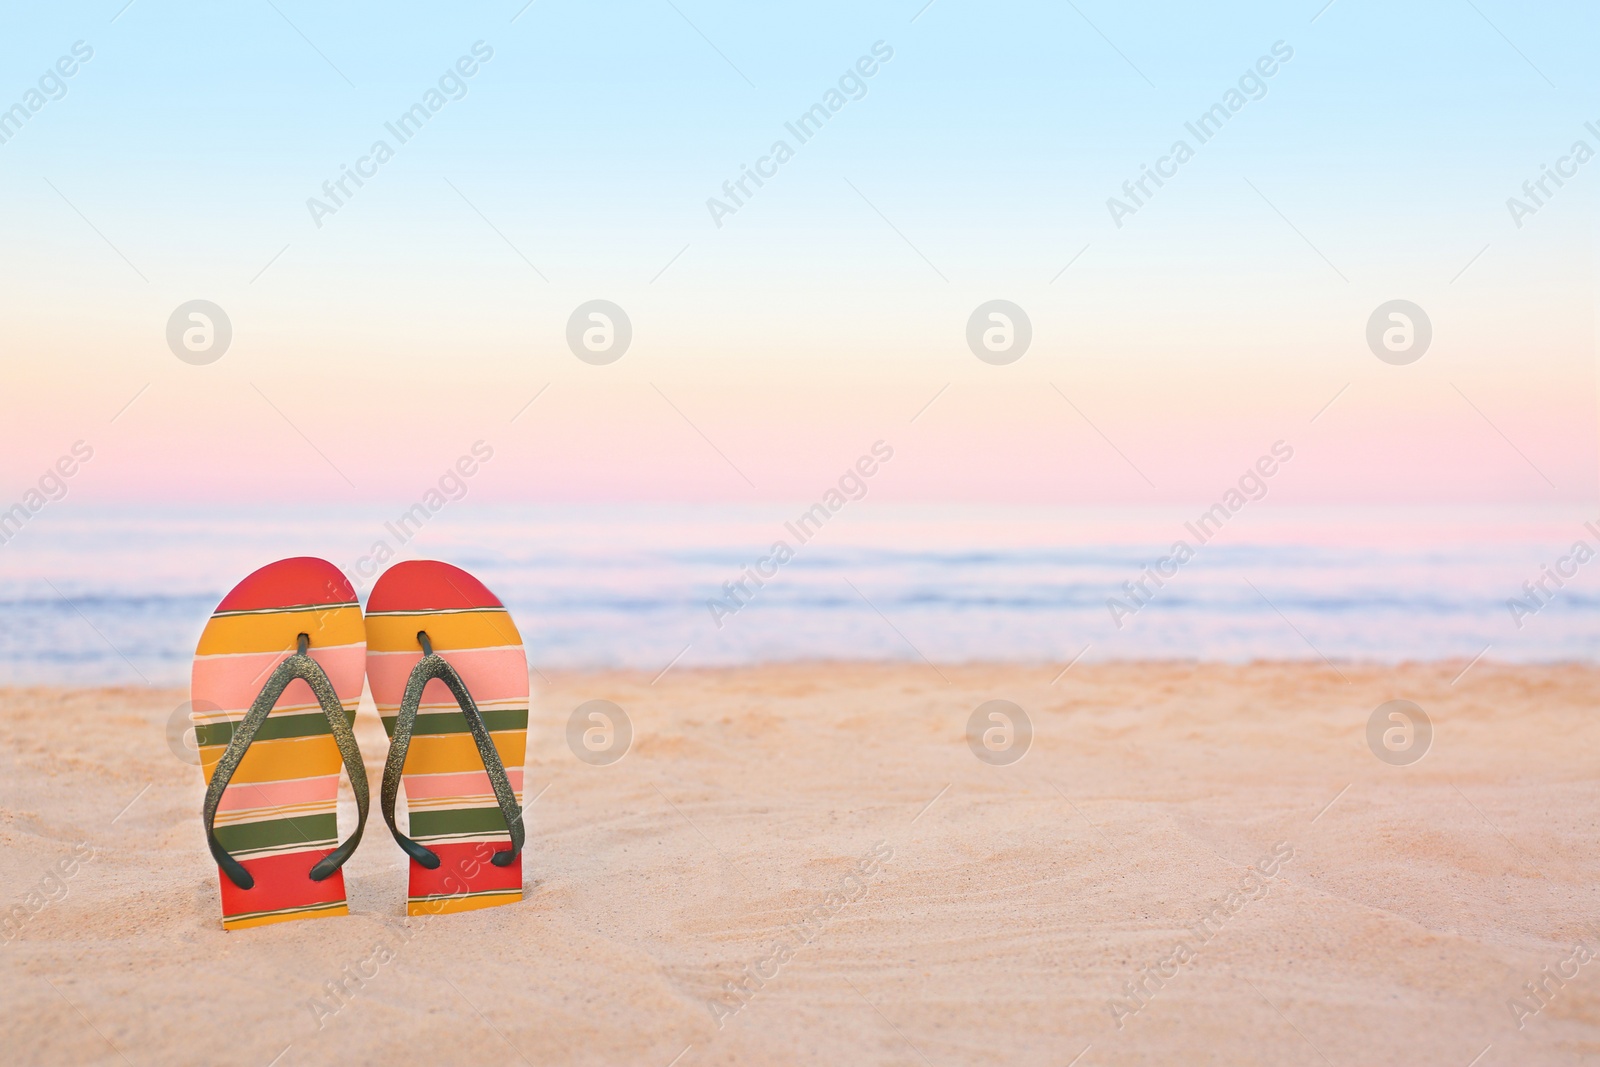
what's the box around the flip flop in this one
[191,557,369,930]
[365,560,528,916]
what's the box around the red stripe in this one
[409,840,522,899]
[215,557,357,613]
[367,560,504,613]
[219,848,347,917]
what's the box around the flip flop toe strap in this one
[202,634,370,891]
[381,632,525,871]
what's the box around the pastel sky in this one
[2,0,1596,508]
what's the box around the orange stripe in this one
[408,893,521,916]
[365,610,521,653]
[202,734,343,784]
[400,732,526,776]
[197,607,364,656]
[223,904,349,930]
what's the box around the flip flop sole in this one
[366,561,528,915]
[192,557,365,930]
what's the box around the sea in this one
[1,502,1596,686]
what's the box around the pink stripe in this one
[403,768,525,800]
[193,645,366,712]
[367,646,529,706]
[217,774,340,813]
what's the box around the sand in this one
[2,660,1599,1066]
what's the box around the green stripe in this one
[213,601,359,617]
[409,807,511,839]
[381,708,527,738]
[366,607,503,616]
[197,708,356,748]
[227,900,347,923]
[410,888,521,902]
[213,813,337,855]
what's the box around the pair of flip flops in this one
[191,557,529,930]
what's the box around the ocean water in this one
[1,503,1596,686]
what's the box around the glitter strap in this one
[202,633,369,890]
[380,630,524,870]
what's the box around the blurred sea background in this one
[2,502,1596,686]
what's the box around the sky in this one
[1,0,1597,510]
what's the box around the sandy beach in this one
[2,660,1598,1066]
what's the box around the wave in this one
[1,506,1594,684]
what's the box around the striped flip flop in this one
[192,557,370,930]
[366,560,528,916]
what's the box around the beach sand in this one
[2,661,1598,1066]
